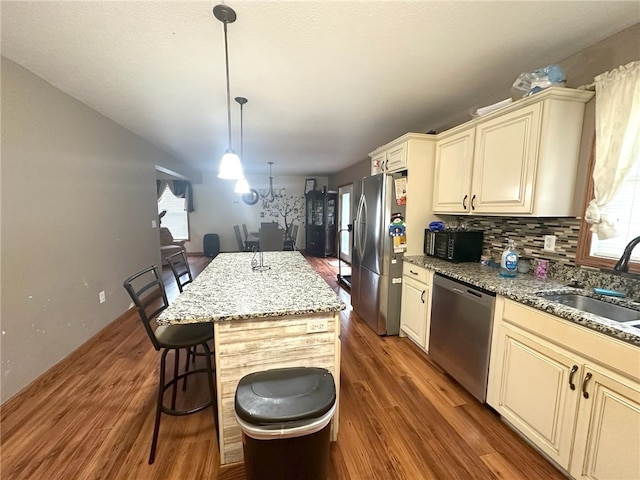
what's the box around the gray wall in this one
[328,158,370,192]
[0,58,194,402]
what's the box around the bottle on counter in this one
[500,239,519,278]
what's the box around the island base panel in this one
[214,312,341,465]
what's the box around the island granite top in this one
[404,255,640,347]
[157,251,346,325]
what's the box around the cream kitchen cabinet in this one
[370,150,387,175]
[369,133,434,175]
[487,298,640,479]
[370,138,409,174]
[433,87,594,216]
[400,263,434,350]
[432,126,475,213]
[570,362,640,480]
[369,133,437,255]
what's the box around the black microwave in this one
[424,230,484,262]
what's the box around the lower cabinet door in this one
[491,325,581,469]
[400,276,427,347]
[570,364,640,480]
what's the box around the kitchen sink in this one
[538,293,640,323]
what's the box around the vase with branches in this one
[261,188,304,237]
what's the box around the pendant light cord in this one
[223,21,233,151]
[240,101,243,159]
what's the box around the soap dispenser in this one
[500,239,519,278]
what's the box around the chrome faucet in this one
[614,235,640,273]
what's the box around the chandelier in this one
[259,162,277,203]
[241,162,279,206]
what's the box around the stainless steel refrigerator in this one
[351,173,405,335]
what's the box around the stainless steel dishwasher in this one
[429,273,496,402]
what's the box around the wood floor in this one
[1,254,567,480]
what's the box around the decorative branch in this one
[261,188,304,235]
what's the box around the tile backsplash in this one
[446,215,640,299]
[458,216,581,265]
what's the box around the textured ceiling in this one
[2,1,638,178]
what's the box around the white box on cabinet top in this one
[432,87,594,216]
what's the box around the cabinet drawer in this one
[403,263,429,284]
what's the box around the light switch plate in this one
[543,235,556,252]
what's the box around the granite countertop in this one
[404,255,640,347]
[158,251,346,325]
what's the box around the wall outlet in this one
[151,220,157,228]
[99,291,106,304]
[543,235,556,252]
[307,318,328,334]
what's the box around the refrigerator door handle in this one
[358,195,367,259]
[354,194,364,261]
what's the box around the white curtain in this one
[584,60,640,239]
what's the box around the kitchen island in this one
[158,251,346,465]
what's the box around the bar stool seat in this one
[155,323,213,348]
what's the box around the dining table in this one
[157,251,345,465]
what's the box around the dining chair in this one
[123,265,216,465]
[241,223,250,242]
[260,228,285,251]
[233,225,245,251]
[260,221,279,230]
[165,250,193,293]
[288,224,299,250]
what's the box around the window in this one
[157,185,189,241]
[577,147,640,272]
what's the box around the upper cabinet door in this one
[471,103,541,214]
[385,142,408,173]
[371,151,386,175]
[432,127,475,213]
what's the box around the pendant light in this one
[214,4,244,180]
[234,96,250,194]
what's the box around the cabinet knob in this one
[462,195,468,209]
[568,365,578,390]
[471,194,476,210]
[421,290,425,303]
[582,372,593,399]
[409,270,419,275]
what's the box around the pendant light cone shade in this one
[219,151,243,179]
[214,4,244,180]
[234,177,250,193]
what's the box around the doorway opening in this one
[337,184,353,288]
